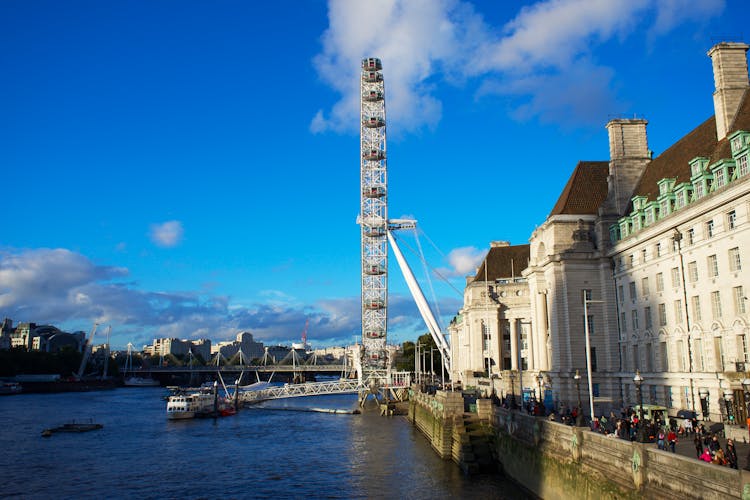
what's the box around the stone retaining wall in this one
[487,404,750,500]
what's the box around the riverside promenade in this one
[409,387,750,500]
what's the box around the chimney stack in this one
[602,119,650,216]
[708,42,749,140]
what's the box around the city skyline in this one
[1,0,744,350]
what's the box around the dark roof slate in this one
[632,88,750,202]
[473,244,530,283]
[549,161,609,216]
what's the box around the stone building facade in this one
[451,42,750,421]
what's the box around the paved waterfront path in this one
[667,430,750,469]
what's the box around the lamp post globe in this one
[743,379,750,425]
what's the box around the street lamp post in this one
[583,292,604,421]
[634,370,644,441]
[743,379,750,437]
[536,373,544,404]
[574,369,582,425]
[724,389,735,425]
[509,371,516,409]
[699,388,709,421]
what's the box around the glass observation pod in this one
[362,186,386,198]
[362,58,382,71]
[364,116,385,128]
[361,215,385,227]
[363,90,384,102]
[364,226,386,238]
[362,148,385,161]
[365,330,385,339]
[364,300,384,310]
[363,71,383,83]
[364,264,385,275]
[370,353,380,361]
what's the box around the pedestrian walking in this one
[726,439,738,469]
[694,434,703,458]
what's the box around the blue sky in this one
[0,0,744,350]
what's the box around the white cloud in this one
[435,246,486,277]
[312,0,725,131]
[150,220,183,248]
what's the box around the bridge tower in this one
[358,57,388,371]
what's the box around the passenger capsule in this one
[362,148,385,161]
[364,226,385,237]
[362,187,386,199]
[363,71,383,83]
[364,264,385,275]
[363,90,383,102]
[364,116,385,128]
[365,330,385,339]
[364,300,384,310]
[362,58,382,71]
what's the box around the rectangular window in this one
[694,339,704,371]
[642,277,650,296]
[583,289,592,301]
[656,242,662,257]
[632,310,639,331]
[585,315,595,335]
[708,255,719,278]
[711,291,723,319]
[629,254,635,268]
[695,182,704,199]
[658,303,667,326]
[632,345,639,370]
[676,191,685,208]
[641,248,647,263]
[738,154,749,176]
[591,347,597,372]
[618,285,624,304]
[691,295,702,321]
[660,342,668,371]
[674,300,683,324]
[676,340,685,371]
[728,210,737,230]
[645,343,653,372]
[738,335,749,364]
[621,312,627,333]
[656,273,664,292]
[729,247,742,272]
[645,306,653,329]
[665,386,673,408]
[671,267,680,288]
[737,335,750,363]
[714,337,724,372]
[735,286,747,314]
[715,169,726,188]
[706,220,715,238]
[629,282,637,301]
[687,261,698,283]
[687,228,695,245]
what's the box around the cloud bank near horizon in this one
[0,247,459,349]
[311,0,724,133]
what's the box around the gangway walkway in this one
[239,379,361,404]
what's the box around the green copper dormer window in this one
[657,178,676,196]
[643,201,659,226]
[673,183,692,209]
[632,195,648,211]
[735,154,749,178]
[632,211,645,231]
[619,217,633,238]
[729,130,749,155]
[710,159,733,191]
[609,224,620,243]
[689,157,709,177]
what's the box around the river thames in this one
[0,387,529,499]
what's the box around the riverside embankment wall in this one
[409,390,750,499]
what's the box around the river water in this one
[0,387,529,499]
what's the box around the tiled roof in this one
[473,244,530,282]
[549,161,610,216]
[631,88,750,203]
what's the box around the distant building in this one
[148,337,212,361]
[211,331,264,361]
[0,318,13,350]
